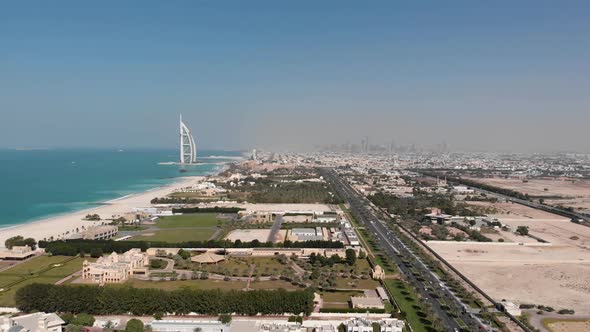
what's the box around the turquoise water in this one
[0,149,241,228]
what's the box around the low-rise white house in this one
[0,246,35,261]
[0,312,64,332]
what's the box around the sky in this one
[0,1,589,153]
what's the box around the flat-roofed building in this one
[290,228,324,241]
[0,312,65,332]
[0,245,35,261]
[376,286,389,301]
[350,296,385,309]
[80,225,118,240]
[150,319,229,332]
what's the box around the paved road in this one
[321,168,490,332]
[267,215,284,243]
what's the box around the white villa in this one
[82,248,149,284]
[0,312,65,332]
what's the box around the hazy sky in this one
[1,1,589,152]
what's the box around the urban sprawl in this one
[1,148,590,332]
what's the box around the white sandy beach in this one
[0,176,203,247]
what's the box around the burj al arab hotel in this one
[179,114,197,164]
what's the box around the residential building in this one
[376,286,389,301]
[150,320,229,332]
[346,318,404,332]
[0,312,65,332]
[371,265,385,280]
[80,225,118,240]
[82,248,149,284]
[500,301,522,316]
[0,246,35,261]
[290,228,324,241]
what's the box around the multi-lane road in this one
[321,168,489,332]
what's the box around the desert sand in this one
[225,229,287,242]
[429,202,590,314]
[465,177,590,198]
[545,319,590,332]
[0,177,202,247]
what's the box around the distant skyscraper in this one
[389,139,396,155]
[179,114,197,164]
[360,136,369,153]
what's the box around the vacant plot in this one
[140,228,215,242]
[543,318,590,332]
[429,237,590,314]
[156,214,220,228]
[225,229,273,242]
[466,177,590,198]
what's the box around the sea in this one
[0,148,243,229]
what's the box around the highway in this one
[321,168,489,332]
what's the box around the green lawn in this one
[0,255,85,307]
[139,228,216,242]
[38,258,87,277]
[0,276,63,307]
[321,290,363,303]
[384,279,432,332]
[156,213,220,228]
[334,277,380,290]
[0,276,23,288]
[0,256,84,306]
[0,256,70,276]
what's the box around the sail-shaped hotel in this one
[179,115,197,164]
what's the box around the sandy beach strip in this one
[0,176,203,247]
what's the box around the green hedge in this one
[40,239,343,256]
[16,284,314,316]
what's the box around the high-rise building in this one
[179,114,197,164]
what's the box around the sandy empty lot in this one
[469,201,571,220]
[466,177,590,210]
[429,203,590,314]
[545,319,590,332]
[466,177,590,198]
[225,229,287,242]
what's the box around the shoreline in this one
[0,177,186,231]
[0,176,204,247]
